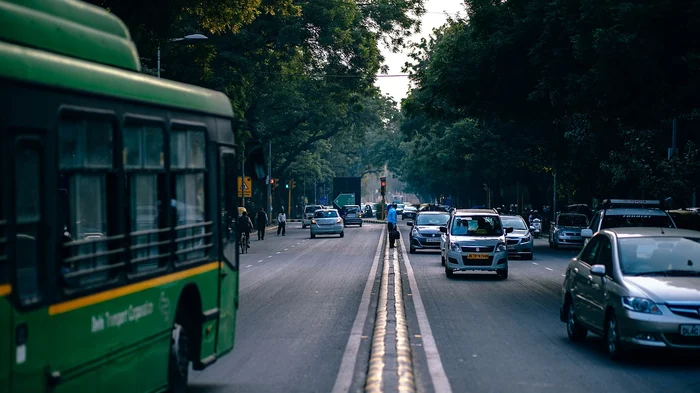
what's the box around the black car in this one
[407,211,451,254]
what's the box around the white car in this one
[440,210,513,279]
[302,204,324,229]
[309,209,344,238]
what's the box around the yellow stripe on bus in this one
[49,262,220,315]
[0,284,11,297]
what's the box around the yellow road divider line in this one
[393,248,416,393]
[365,249,389,393]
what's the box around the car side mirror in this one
[590,264,606,277]
[580,228,593,238]
[505,227,514,234]
[407,221,414,227]
[439,226,447,233]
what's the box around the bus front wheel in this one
[169,322,190,393]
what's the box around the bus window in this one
[14,139,43,305]
[58,117,119,288]
[171,128,208,264]
[124,123,167,274]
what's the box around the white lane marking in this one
[561,274,566,277]
[297,242,301,245]
[276,252,281,254]
[284,248,289,251]
[399,227,453,393]
[258,260,263,263]
[331,229,385,393]
[545,267,553,271]
[532,262,539,265]
[291,245,295,248]
[245,265,252,268]
[268,256,273,258]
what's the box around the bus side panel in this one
[192,270,219,363]
[9,308,50,393]
[217,265,237,356]
[0,297,10,393]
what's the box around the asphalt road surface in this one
[189,221,700,393]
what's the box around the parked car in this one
[309,209,344,238]
[342,205,363,227]
[407,211,450,254]
[402,206,418,220]
[302,204,324,229]
[561,227,700,359]
[581,199,676,246]
[440,209,513,279]
[549,213,589,249]
[500,215,534,260]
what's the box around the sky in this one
[375,0,465,102]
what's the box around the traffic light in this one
[380,177,386,196]
[290,180,296,189]
[285,181,289,189]
[271,178,279,190]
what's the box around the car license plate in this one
[680,325,700,337]
[507,245,515,250]
[426,238,440,243]
[467,253,489,260]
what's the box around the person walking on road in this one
[277,208,287,236]
[387,203,398,248]
[255,207,268,240]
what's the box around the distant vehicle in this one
[581,199,676,246]
[310,209,345,238]
[549,213,589,249]
[402,206,418,220]
[302,204,324,228]
[407,212,450,254]
[500,215,534,260]
[667,209,700,231]
[396,203,405,216]
[342,205,363,227]
[561,227,700,359]
[440,209,513,279]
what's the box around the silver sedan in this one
[310,209,344,238]
[560,227,700,359]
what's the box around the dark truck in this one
[549,213,589,249]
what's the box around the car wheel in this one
[168,323,189,393]
[605,312,625,360]
[360,223,363,227]
[566,300,587,342]
[441,255,445,266]
[409,246,416,254]
[340,232,344,238]
[444,266,454,278]
[497,268,508,279]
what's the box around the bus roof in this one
[0,0,234,118]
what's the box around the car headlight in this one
[411,228,419,237]
[449,242,461,252]
[522,235,531,242]
[622,297,662,315]
[496,243,507,252]
[311,219,316,224]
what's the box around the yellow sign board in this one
[237,176,252,198]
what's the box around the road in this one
[189,221,700,393]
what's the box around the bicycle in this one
[240,231,250,254]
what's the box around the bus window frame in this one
[169,120,211,269]
[122,115,170,280]
[57,108,125,295]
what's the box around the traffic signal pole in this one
[267,141,271,224]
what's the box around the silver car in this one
[561,227,700,359]
[440,210,513,279]
[500,215,534,260]
[309,209,344,238]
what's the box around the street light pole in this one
[157,34,208,79]
[267,141,272,225]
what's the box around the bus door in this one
[216,148,238,354]
[8,130,50,393]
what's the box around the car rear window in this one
[601,214,674,229]
[314,211,338,218]
[306,206,322,213]
[345,207,359,213]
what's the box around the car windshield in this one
[601,214,674,229]
[669,213,700,231]
[451,216,503,236]
[619,237,700,276]
[500,217,527,230]
[306,206,322,213]
[416,214,449,226]
[558,215,588,227]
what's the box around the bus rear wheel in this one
[169,323,190,393]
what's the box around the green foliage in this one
[396,0,700,208]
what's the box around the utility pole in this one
[267,141,271,225]
[668,118,678,160]
[553,168,557,223]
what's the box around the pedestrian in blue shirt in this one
[387,203,398,248]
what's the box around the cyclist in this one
[238,211,253,248]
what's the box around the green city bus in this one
[0,1,240,392]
